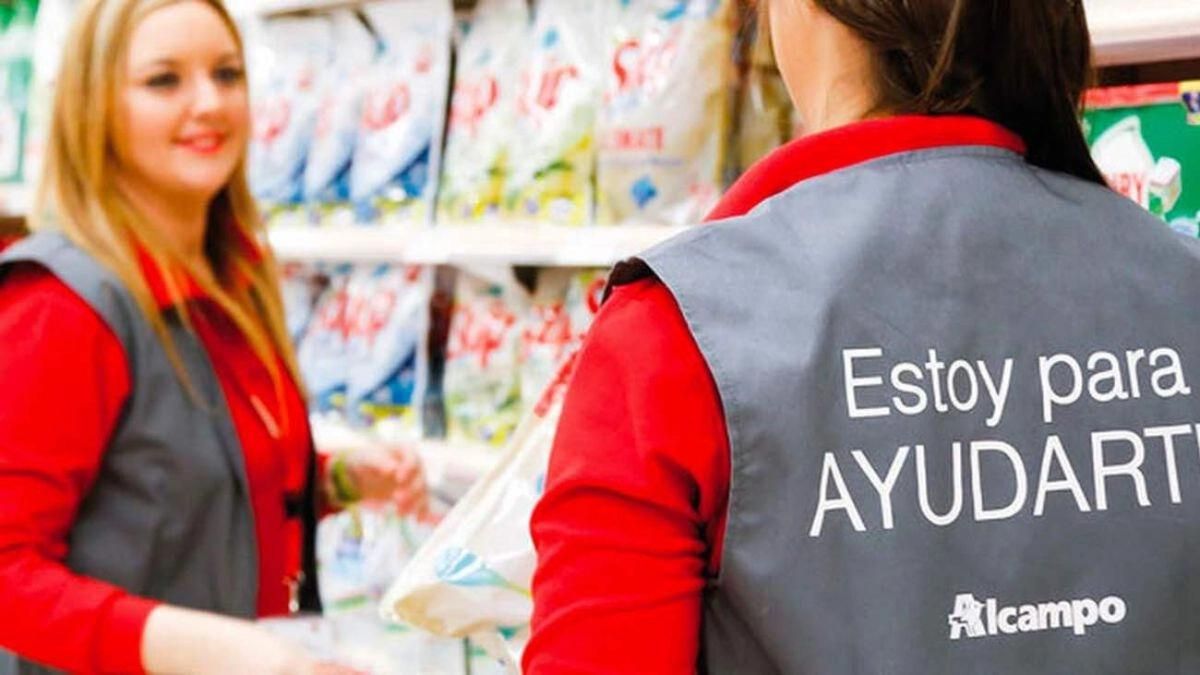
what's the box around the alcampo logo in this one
[948,593,1126,640]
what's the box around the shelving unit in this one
[266,223,687,267]
[249,0,1200,68]
[1086,0,1200,66]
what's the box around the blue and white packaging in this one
[297,266,352,414]
[349,0,453,226]
[248,16,332,227]
[343,265,433,435]
[302,11,377,227]
[280,263,325,342]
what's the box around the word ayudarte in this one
[809,345,1195,537]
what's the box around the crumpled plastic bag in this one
[381,353,578,672]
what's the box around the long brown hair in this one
[803,0,1105,185]
[31,0,302,408]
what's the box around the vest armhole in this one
[603,257,656,303]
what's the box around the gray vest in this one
[615,146,1200,673]
[0,233,319,674]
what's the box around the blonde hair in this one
[31,0,302,423]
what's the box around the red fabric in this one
[525,116,1028,674]
[0,256,309,673]
[708,115,1025,221]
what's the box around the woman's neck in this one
[120,180,213,273]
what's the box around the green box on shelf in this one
[1084,81,1200,238]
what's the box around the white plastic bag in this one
[382,353,578,672]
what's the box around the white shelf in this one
[308,417,502,502]
[247,0,1200,67]
[0,184,28,218]
[1087,0,1200,66]
[249,0,353,16]
[266,223,688,267]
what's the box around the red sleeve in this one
[524,278,731,675]
[0,264,158,674]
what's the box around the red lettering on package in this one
[252,98,291,145]
[1106,171,1149,205]
[451,76,500,136]
[520,304,573,363]
[604,126,665,152]
[609,29,680,100]
[449,302,518,368]
[361,83,412,131]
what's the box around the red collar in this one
[707,115,1026,221]
[137,216,263,310]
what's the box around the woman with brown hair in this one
[0,0,423,672]
[526,0,1200,672]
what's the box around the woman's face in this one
[113,0,248,204]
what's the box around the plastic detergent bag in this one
[518,267,605,403]
[382,353,579,673]
[437,0,528,223]
[349,0,452,226]
[442,268,528,448]
[504,0,605,226]
[343,265,432,434]
[302,11,376,225]
[596,0,735,226]
[248,16,331,215]
[319,506,418,614]
[297,267,352,414]
[280,264,326,342]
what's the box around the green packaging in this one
[1084,81,1200,238]
[0,0,37,184]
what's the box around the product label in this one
[1085,83,1200,237]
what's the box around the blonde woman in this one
[0,0,424,672]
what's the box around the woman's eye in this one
[214,66,245,85]
[146,72,179,89]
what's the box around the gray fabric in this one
[619,147,1200,673]
[0,233,258,674]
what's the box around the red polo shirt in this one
[0,235,312,674]
[525,116,1027,673]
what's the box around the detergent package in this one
[596,0,736,226]
[1085,82,1200,238]
[248,16,331,227]
[442,267,528,448]
[280,264,326,343]
[349,0,453,227]
[518,267,604,404]
[303,11,377,227]
[504,0,605,226]
[297,266,352,415]
[0,0,37,183]
[343,264,432,435]
[437,0,528,223]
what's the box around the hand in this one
[343,443,430,518]
[142,606,366,675]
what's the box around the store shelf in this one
[1087,0,1200,66]
[0,184,28,218]
[250,0,476,17]
[266,223,688,267]
[309,417,502,502]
